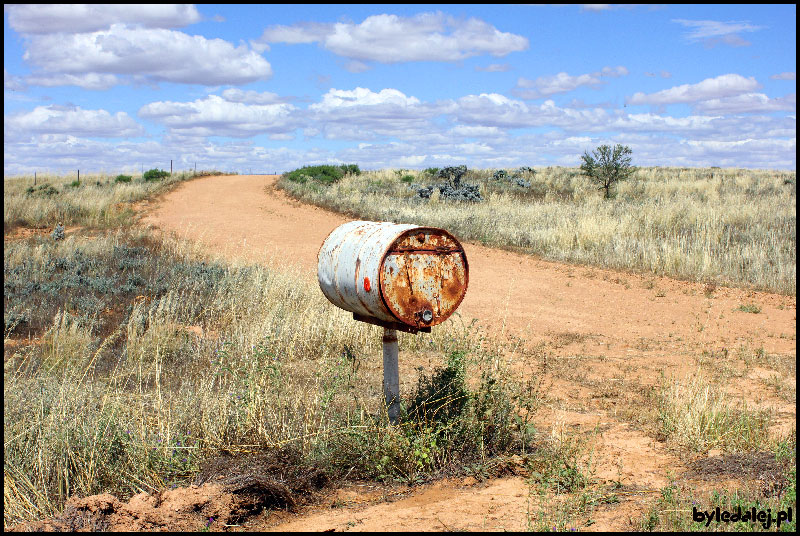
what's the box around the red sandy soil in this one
[11,174,796,532]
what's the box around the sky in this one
[3,4,797,175]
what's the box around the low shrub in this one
[143,168,170,182]
[114,174,132,183]
[283,164,359,186]
[25,184,60,197]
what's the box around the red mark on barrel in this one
[364,277,371,292]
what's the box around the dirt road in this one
[143,174,794,355]
[133,174,794,531]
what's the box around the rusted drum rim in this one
[377,226,469,328]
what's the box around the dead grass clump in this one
[657,373,772,453]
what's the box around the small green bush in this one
[737,303,762,314]
[339,164,361,176]
[401,175,415,183]
[143,168,170,182]
[406,350,469,428]
[283,164,359,186]
[25,184,60,197]
[114,175,133,183]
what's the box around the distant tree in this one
[579,144,636,199]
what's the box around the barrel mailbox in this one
[318,221,469,333]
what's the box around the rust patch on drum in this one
[379,228,468,328]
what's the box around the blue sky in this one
[3,4,796,175]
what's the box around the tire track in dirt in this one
[133,174,795,531]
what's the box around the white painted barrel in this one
[318,221,469,330]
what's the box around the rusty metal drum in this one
[318,221,469,331]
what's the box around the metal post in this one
[382,328,400,424]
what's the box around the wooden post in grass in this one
[34,172,37,186]
[382,328,400,424]
[170,160,173,175]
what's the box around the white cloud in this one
[4,69,26,91]
[260,22,330,44]
[6,4,202,34]
[24,72,121,90]
[220,88,288,105]
[309,87,442,140]
[449,91,795,144]
[515,66,628,99]
[680,138,796,167]
[693,93,796,115]
[579,4,647,11]
[343,60,371,73]
[5,124,795,175]
[627,74,761,106]
[771,72,796,81]
[447,125,505,138]
[453,93,612,130]
[4,105,145,140]
[311,87,422,112]
[259,12,528,64]
[672,19,765,47]
[476,63,512,73]
[138,94,299,138]
[22,24,271,87]
[2,133,333,175]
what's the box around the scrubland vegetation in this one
[4,176,538,527]
[4,169,229,230]
[4,166,796,530]
[280,166,796,295]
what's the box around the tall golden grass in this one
[3,170,228,230]
[4,228,524,527]
[280,166,796,294]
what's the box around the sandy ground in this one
[13,174,795,532]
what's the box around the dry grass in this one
[5,166,795,529]
[3,229,532,528]
[3,170,228,231]
[279,166,796,294]
[656,373,773,453]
